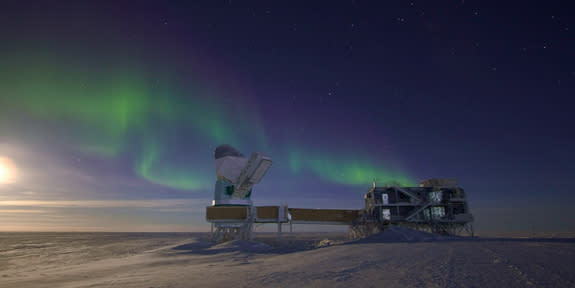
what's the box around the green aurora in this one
[288,149,414,187]
[0,54,253,190]
[0,53,414,190]
[135,140,212,190]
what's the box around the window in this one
[431,206,445,218]
[382,209,391,220]
[381,193,389,204]
[429,191,442,203]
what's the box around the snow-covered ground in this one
[1,229,574,288]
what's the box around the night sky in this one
[1,1,574,235]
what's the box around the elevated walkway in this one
[206,205,361,242]
[206,206,360,224]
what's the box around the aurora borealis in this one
[1,1,574,235]
[0,46,410,192]
[0,48,268,191]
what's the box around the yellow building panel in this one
[288,208,360,223]
[256,206,280,219]
[206,206,248,220]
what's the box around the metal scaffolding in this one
[357,178,474,237]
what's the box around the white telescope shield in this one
[212,145,272,205]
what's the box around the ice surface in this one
[1,231,574,288]
[210,240,274,253]
[353,226,458,243]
